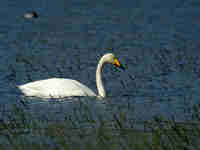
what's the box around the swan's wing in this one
[18,78,96,98]
[18,78,59,98]
[69,79,97,96]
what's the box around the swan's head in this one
[101,53,125,70]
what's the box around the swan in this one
[18,53,124,98]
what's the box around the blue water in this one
[0,0,200,124]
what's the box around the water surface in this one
[0,0,200,124]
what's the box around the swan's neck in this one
[96,59,106,98]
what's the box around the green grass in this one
[0,103,200,150]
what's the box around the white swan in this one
[18,53,124,99]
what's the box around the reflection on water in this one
[0,92,195,127]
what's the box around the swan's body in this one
[18,53,124,98]
[18,78,96,98]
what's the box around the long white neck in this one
[96,58,106,98]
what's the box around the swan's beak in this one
[113,58,125,70]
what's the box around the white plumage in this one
[18,53,124,99]
[18,78,96,98]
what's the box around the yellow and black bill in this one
[113,58,125,70]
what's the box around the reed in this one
[0,102,199,150]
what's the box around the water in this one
[0,0,200,124]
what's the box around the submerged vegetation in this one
[0,102,199,150]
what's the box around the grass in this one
[0,102,200,150]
